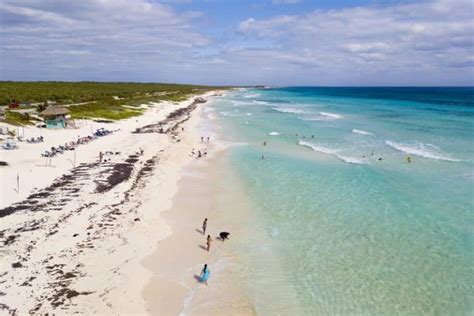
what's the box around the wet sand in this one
[142,132,256,315]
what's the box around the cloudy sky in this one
[1,0,473,85]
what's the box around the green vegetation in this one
[69,99,144,120]
[4,111,33,126]
[0,81,225,105]
[0,81,228,122]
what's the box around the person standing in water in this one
[407,156,412,163]
[201,264,208,276]
[202,218,207,235]
[206,235,213,251]
[200,264,209,284]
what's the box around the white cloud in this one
[0,0,209,81]
[0,0,472,85]
[235,0,474,85]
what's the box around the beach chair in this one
[2,141,18,150]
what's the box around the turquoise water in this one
[209,87,474,315]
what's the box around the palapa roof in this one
[40,106,70,116]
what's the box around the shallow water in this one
[208,87,474,315]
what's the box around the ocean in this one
[205,87,474,315]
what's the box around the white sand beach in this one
[0,91,237,314]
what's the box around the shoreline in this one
[141,104,256,315]
[0,91,222,314]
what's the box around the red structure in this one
[8,102,19,109]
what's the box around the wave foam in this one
[298,141,366,164]
[220,111,245,117]
[243,93,261,98]
[385,140,460,162]
[272,107,306,114]
[269,132,280,136]
[320,112,343,119]
[352,129,373,135]
[299,111,344,121]
[231,100,252,107]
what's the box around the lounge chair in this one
[2,141,18,150]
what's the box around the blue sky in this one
[1,0,473,85]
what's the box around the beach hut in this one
[40,106,70,129]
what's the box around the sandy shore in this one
[141,108,256,315]
[0,91,223,314]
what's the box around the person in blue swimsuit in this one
[200,264,210,284]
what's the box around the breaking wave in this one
[252,100,268,105]
[385,140,460,162]
[352,129,373,135]
[243,93,261,98]
[299,112,344,121]
[298,141,367,165]
[272,107,307,114]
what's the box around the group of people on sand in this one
[191,136,211,158]
[190,148,208,159]
[200,136,210,143]
[199,218,230,285]
[98,150,121,163]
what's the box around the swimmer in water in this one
[407,156,412,163]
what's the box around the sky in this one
[0,0,473,86]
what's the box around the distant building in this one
[40,106,70,129]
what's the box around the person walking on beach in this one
[206,235,213,251]
[99,151,103,162]
[202,218,207,235]
[201,136,204,143]
[207,136,210,143]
